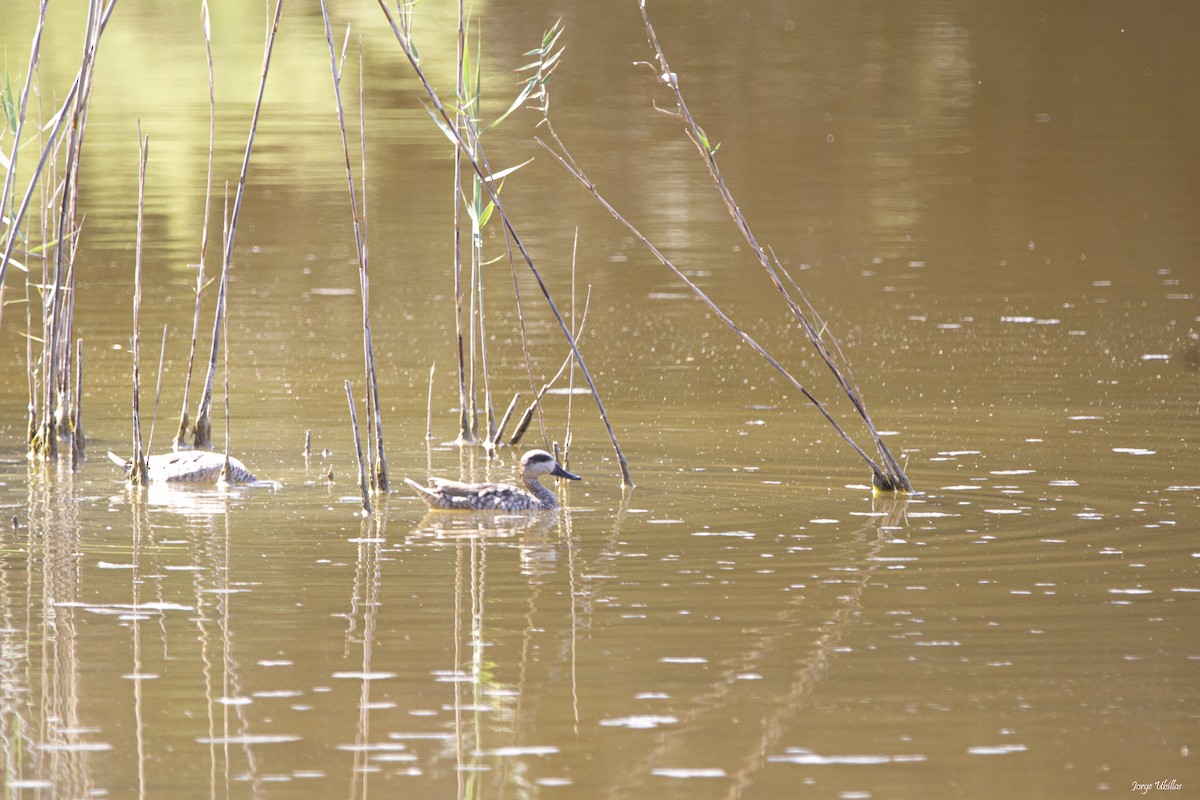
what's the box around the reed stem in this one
[219,223,233,485]
[176,0,217,451]
[46,0,111,462]
[451,0,473,445]
[320,2,388,493]
[16,1,114,462]
[194,0,283,448]
[426,362,436,441]
[345,380,372,516]
[510,285,591,447]
[537,131,889,485]
[129,128,149,487]
[72,338,85,464]
[1,76,80,330]
[145,325,167,455]
[564,230,580,468]
[630,2,911,492]
[0,0,50,331]
[487,392,521,454]
[373,2,633,488]
[25,278,36,447]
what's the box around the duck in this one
[107,449,259,485]
[404,449,581,511]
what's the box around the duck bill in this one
[552,464,582,481]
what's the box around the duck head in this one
[520,449,581,482]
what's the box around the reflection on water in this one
[2,0,1198,797]
[3,443,1198,796]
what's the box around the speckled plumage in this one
[405,449,581,511]
[108,450,259,484]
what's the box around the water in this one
[1,1,1197,798]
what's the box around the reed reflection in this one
[597,496,915,796]
[341,511,389,798]
[2,466,99,797]
[404,504,585,798]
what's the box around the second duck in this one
[404,449,580,511]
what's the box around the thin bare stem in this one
[564,229,579,466]
[219,228,233,485]
[426,362,436,441]
[130,128,149,487]
[25,279,36,446]
[0,0,49,294]
[176,0,217,450]
[374,2,633,487]
[72,337,85,464]
[145,325,167,455]
[631,2,910,491]
[358,44,388,492]
[15,1,114,459]
[320,2,388,492]
[510,284,591,447]
[486,392,521,453]
[451,0,472,444]
[344,380,372,516]
[194,0,283,448]
[42,0,113,460]
[536,130,886,480]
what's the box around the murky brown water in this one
[2,1,1197,798]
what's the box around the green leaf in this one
[483,83,535,134]
[478,197,496,229]
[25,236,61,255]
[2,69,18,133]
[1,254,27,273]
[483,158,532,183]
[423,104,459,148]
[477,175,515,229]
[541,47,564,73]
[472,25,483,104]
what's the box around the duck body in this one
[405,449,581,512]
[108,450,259,485]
